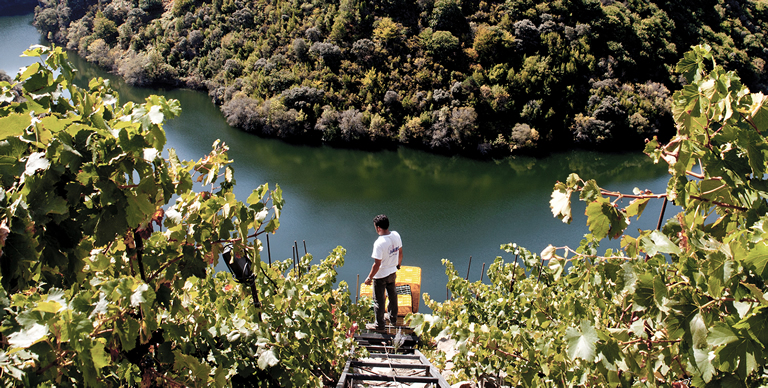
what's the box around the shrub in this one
[570,113,612,145]
[86,38,115,69]
[139,0,163,12]
[432,88,451,104]
[223,58,243,77]
[384,90,400,106]
[34,7,60,38]
[473,25,514,63]
[352,38,375,64]
[430,0,465,35]
[449,106,477,144]
[305,27,322,42]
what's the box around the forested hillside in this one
[34,0,768,156]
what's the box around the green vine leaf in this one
[0,114,30,140]
[744,242,768,279]
[566,320,598,362]
[258,348,280,370]
[7,323,49,349]
[585,198,627,240]
[550,186,572,223]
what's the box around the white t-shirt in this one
[371,231,402,279]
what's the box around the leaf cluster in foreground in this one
[413,44,768,387]
[0,45,368,387]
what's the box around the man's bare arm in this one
[365,259,382,285]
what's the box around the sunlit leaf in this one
[708,323,738,347]
[148,105,164,124]
[693,347,716,383]
[566,321,598,362]
[8,323,48,349]
[625,198,649,219]
[714,336,761,379]
[91,338,111,369]
[34,301,62,313]
[743,242,768,279]
[130,283,150,307]
[747,93,768,133]
[0,113,31,140]
[741,283,768,305]
[691,313,708,349]
[24,152,50,176]
[642,230,681,257]
[541,244,555,261]
[258,348,280,369]
[550,188,572,223]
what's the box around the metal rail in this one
[336,330,450,388]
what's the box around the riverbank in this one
[45,0,765,157]
[27,1,768,157]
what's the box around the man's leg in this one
[385,273,397,326]
[372,277,386,329]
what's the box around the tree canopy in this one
[33,0,768,156]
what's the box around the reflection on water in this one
[0,13,672,309]
[0,14,45,76]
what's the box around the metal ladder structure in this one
[336,330,450,388]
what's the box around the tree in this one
[425,29,460,59]
[30,0,768,157]
[34,7,60,39]
[0,46,364,387]
[473,25,515,64]
[309,42,343,69]
[513,19,539,52]
[413,45,768,386]
[430,0,466,36]
[93,14,119,44]
[292,37,309,61]
[373,17,406,49]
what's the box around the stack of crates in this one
[359,266,422,317]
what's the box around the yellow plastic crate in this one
[397,266,421,313]
[358,266,422,316]
[359,285,413,316]
[397,266,421,284]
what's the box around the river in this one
[0,13,671,309]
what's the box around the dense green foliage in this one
[33,0,768,156]
[0,46,367,387]
[412,45,768,386]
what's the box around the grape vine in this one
[412,44,768,387]
[0,46,367,387]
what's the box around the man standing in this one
[364,214,403,331]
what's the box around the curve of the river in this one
[0,14,671,310]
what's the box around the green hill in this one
[34,0,768,156]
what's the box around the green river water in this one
[0,13,671,309]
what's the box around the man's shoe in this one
[365,323,385,332]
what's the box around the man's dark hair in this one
[373,214,389,230]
